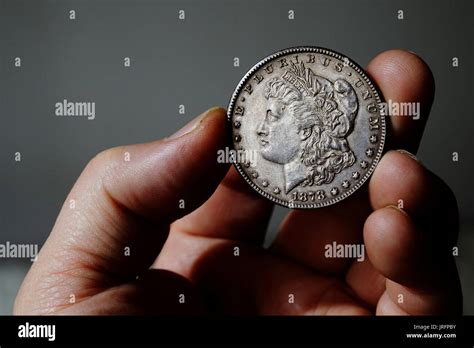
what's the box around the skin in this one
[14,50,462,315]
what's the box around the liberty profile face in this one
[256,97,301,164]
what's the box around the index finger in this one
[366,49,435,153]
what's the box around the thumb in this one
[100,106,229,224]
[15,107,229,314]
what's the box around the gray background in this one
[0,0,473,314]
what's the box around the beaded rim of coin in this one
[227,46,386,209]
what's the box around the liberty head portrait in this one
[256,61,359,194]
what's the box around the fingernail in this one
[396,149,419,162]
[386,204,410,217]
[168,106,224,140]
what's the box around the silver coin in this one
[227,47,386,209]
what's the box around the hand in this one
[14,50,462,315]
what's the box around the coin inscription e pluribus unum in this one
[227,47,386,209]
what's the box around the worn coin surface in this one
[227,47,386,209]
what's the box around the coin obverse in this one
[227,47,386,209]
